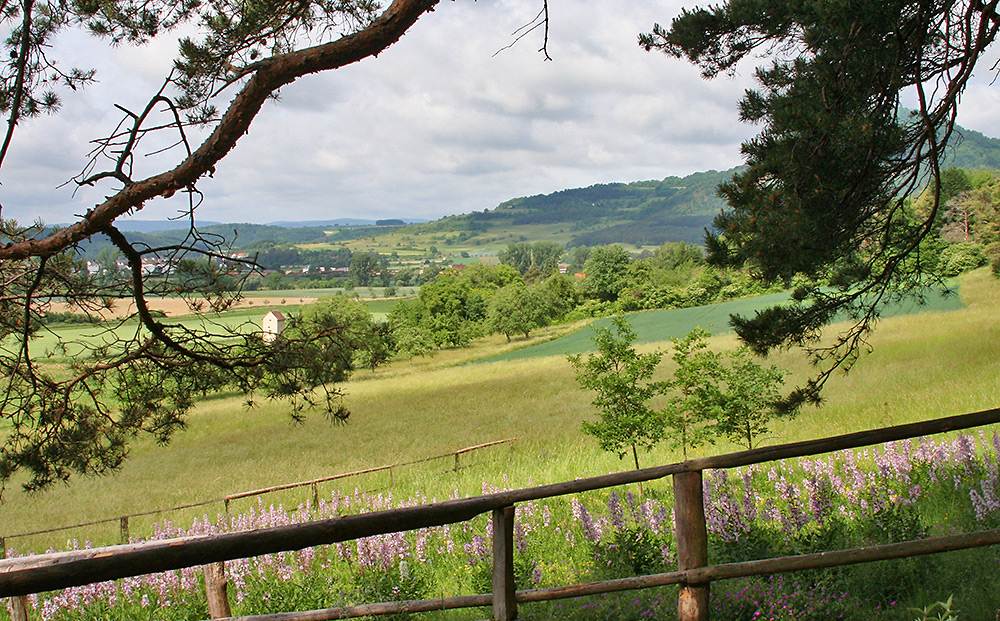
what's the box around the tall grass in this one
[2,271,998,555]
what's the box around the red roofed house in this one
[262,310,286,343]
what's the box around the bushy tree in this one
[568,316,665,472]
[581,245,632,302]
[487,283,547,342]
[537,272,580,322]
[499,241,564,277]
[393,323,436,364]
[349,252,385,287]
[936,243,987,277]
[715,348,790,450]
[460,262,522,290]
[388,299,436,363]
[661,328,797,454]
[417,271,486,347]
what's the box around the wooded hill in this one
[438,167,733,247]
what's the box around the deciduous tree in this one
[487,282,547,342]
[568,316,665,473]
[660,327,724,458]
[715,347,790,450]
[581,245,632,302]
[349,252,385,287]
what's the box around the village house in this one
[262,310,286,343]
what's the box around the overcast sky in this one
[4,0,1000,227]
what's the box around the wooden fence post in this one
[674,470,709,621]
[492,505,517,621]
[119,516,130,544]
[2,538,29,621]
[6,596,31,621]
[204,561,232,619]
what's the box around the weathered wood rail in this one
[4,408,1000,621]
[0,438,516,552]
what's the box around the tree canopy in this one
[642,0,1000,406]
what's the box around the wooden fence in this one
[0,439,516,554]
[4,408,1000,621]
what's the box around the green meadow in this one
[21,297,408,363]
[2,271,998,555]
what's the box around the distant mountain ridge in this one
[67,121,1000,252]
[946,125,1000,170]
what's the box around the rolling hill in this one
[68,122,1000,258]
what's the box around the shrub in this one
[937,242,986,276]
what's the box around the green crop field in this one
[1,271,996,557]
[481,282,964,363]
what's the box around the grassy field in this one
[21,296,409,363]
[1,271,997,554]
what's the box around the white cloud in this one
[2,0,998,227]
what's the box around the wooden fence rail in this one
[0,438,516,552]
[3,408,1000,620]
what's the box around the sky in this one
[3,0,1000,227]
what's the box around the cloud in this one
[3,0,998,227]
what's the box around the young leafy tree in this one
[537,272,580,322]
[418,271,485,347]
[498,243,534,275]
[388,299,435,364]
[349,252,385,287]
[660,327,725,458]
[568,316,665,473]
[716,348,790,450]
[393,323,436,364]
[642,0,1000,406]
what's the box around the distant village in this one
[86,253,571,279]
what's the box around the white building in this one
[262,310,286,343]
